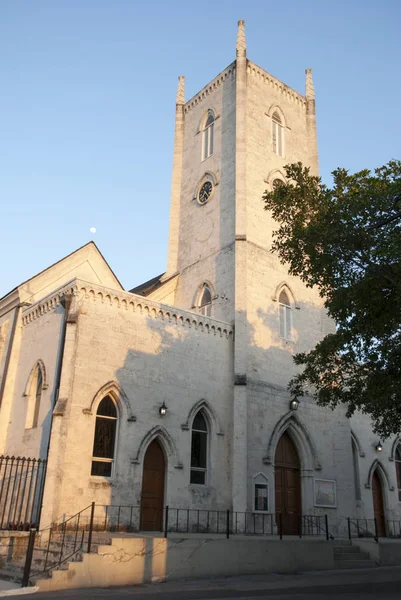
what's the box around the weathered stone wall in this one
[3,306,64,459]
[40,281,234,524]
[36,535,336,591]
[350,411,400,521]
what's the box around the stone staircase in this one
[333,541,377,569]
[0,532,113,586]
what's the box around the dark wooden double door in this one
[275,432,302,535]
[140,440,165,531]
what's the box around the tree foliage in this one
[263,161,401,438]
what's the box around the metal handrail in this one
[303,514,334,540]
[348,517,378,543]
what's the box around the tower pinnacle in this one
[236,20,246,57]
[305,68,315,100]
[176,75,185,105]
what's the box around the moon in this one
[90,227,97,233]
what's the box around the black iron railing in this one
[0,456,47,530]
[29,502,95,582]
[87,504,333,539]
[302,514,334,540]
[386,520,401,538]
[347,518,378,542]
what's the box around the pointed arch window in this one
[272,112,284,157]
[351,437,361,501]
[190,411,208,484]
[197,283,213,317]
[395,446,401,501]
[202,110,215,161]
[279,290,292,340]
[91,395,118,477]
[25,364,43,429]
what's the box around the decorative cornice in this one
[184,62,236,113]
[21,279,234,339]
[247,60,307,107]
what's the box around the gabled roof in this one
[129,273,166,297]
[0,241,123,303]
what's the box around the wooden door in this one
[275,432,301,535]
[372,470,386,537]
[140,440,165,531]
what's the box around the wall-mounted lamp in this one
[159,402,168,416]
[375,441,383,452]
[289,398,299,411]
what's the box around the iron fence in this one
[386,520,401,538]
[0,456,47,530]
[86,504,333,539]
[347,518,378,542]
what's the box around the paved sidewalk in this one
[17,566,401,599]
[0,580,19,592]
[0,579,38,597]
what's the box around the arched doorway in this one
[372,469,386,537]
[275,431,301,535]
[140,439,165,531]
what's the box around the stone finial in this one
[305,68,315,100]
[236,20,246,57]
[176,75,185,105]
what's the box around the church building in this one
[1,21,400,536]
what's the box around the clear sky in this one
[1,0,400,298]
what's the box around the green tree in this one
[263,161,401,438]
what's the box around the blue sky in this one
[1,0,400,298]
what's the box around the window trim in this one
[193,282,215,317]
[272,112,284,157]
[190,411,208,485]
[278,289,292,341]
[25,363,44,430]
[252,472,269,514]
[91,396,118,479]
[201,110,215,161]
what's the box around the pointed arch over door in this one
[140,439,165,531]
[275,431,301,535]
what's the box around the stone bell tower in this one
[164,20,319,324]
[164,21,323,512]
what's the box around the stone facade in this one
[0,21,400,535]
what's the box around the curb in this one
[0,587,38,597]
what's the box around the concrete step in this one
[334,559,377,569]
[333,545,361,554]
[0,567,23,584]
[334,552,371,561]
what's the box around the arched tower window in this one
[91,395,118,477]
[395,446,401,501]
[190,411,208,484]
[279,290,292,340]
[25,364,43,429]
[272,178,284,190]
[202,110,215,161]
[197,283,213,317]
[272,112,284,157]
